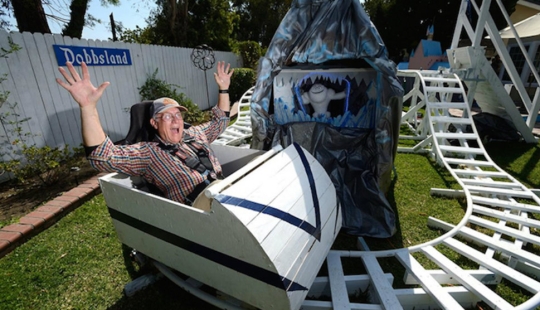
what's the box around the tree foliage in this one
[118,25,158,44]
[231,0,293,47]
[128,0,294,51]
[139,0,235,50]
[362,0,518,60]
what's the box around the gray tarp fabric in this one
[250,0,403,237]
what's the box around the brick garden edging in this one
[0,173,107,259]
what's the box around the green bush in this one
[138,69,209,125]
[233,41,263,69]
[229,68,256,104]
[0,145,84,185]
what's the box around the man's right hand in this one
[56,61,108,147]
[56,62,110,109]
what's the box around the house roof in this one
[420,40,443,57]
[397,62,409,70]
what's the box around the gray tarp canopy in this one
[250,0,403,237]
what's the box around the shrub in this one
[0,144,84,185]
[229,68,256,104]
[0,100,85,186]
[138,69,209,125]
[233,41,263,69]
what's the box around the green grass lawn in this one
[0,140,539,309]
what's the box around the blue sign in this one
[53,45,132,66]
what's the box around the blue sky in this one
[81,1,156,41]
[7,0,156,41]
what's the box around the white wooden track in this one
[212,86,254,147]
[301,70,540,309]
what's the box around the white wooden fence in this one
[0,30,241,181]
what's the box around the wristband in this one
[219,89,229,94]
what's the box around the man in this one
[56,61,234,204]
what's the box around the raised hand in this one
[56,62,110,109]
[213,61,234,90]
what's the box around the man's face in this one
[150,107,184,144]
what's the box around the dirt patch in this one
[0,158,99,223]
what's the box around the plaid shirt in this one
[88,106,229,204]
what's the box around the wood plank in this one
[461,178,521,188]
[105,40,138,136]
[471,196,540,213]
[468,215,540,246]
[465,185,533,198]
[40,33,78,147]
[444,237,540,293]
[457,225,540,268]
[362,254,403,309]
[421,245,513,309]
[308,274,394,298]
[394,287,479,310]
[22,32,63,147]
[94,39,123,141]
[326,252,351,310]
[395,250,464,310]
[8,32,48,147]
[438,145,484,155]
[404,269,497,285]
[473,204,540,229]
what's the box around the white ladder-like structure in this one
[448,0,540,143]
[302,70,540,310]
[212,86,254,147]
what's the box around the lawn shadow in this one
[121,244,148,279]
[485,141,540,188]
[107,275,221,310]
[109,244,222,309]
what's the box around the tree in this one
[5,0,120,39]
[362,0,518,60]
[231,0,293,47]
[135,0,235,50]
[11,0,50,33]
[118,25,158,44]
[117,0,293,50]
